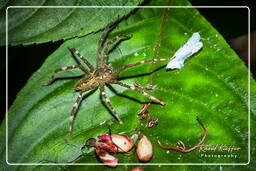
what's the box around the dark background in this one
[1,0,256,123]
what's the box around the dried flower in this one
[83,133,135,168]
[95,148,118,168]
[137,103,151,115]
[146,118,158,128]
[136,135,153,162]
[96,134,133,153]
[131,132,140,143]
[177,140,186,150]
[139,111,150,120]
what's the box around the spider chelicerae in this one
[44,20,174,136]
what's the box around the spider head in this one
[93,64,117,81]
[94,64,112,76]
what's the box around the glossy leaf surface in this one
[1,0,255,170]
[0,0,142,45]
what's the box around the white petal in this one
[166,58,184,69]
[166,32,203,69]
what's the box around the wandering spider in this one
[44,20,174,136]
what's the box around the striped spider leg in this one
[108,57,176,107]
[44,18,177,136]
[109,80,164,105]
[115,56,175,75]
[43,64,89,86]
[68,86,95,136]
[99,86,123,124]
[44,47,96,136]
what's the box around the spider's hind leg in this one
[69,87,95,136]
[43,65,86,86]
[110,80,164,105]
[103,34,132,65]
[69,91,84,136]
[100,86,123,124]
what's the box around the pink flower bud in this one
[96,134,118,153]
[136,135,153,162]
[95,148,118,168]
[96,134,133,153]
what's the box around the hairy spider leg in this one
[99,86,123,124]
[69,86,95,136]
[97,19,121,68]
[116,57,175,74]
[68,47,95,72]
[44,65,87,86]
[69,91,83,136]
[103,33,132,65]
[110,80,165,105]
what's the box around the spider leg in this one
[43,65,87,86]
[97,18,120,68]
[103,34,132,65]
[110,80,165,105]
[116,57,175,74]
[69,87,95,136]
[100,86,123,124]
[68,47,95,72]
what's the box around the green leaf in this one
[2,0,256,170]
[0,0,143,45]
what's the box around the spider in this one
[44,20,174,136]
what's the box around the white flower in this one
[166,32,203,69]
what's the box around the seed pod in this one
[146,118,158,128]
[136,135,153,162]
[95,148,118,168]
[111,134,134,153]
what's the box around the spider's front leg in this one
[115,57,175,75]
[110,80,164,105]
[68,47,95,72]
[103,33,132,65]
[99,86,123,124]
[43,65,87,86]
[97,18,122,68]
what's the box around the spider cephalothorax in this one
[75,64,115,91]
[44,20,173,136]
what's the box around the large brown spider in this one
[44,20,174,136]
